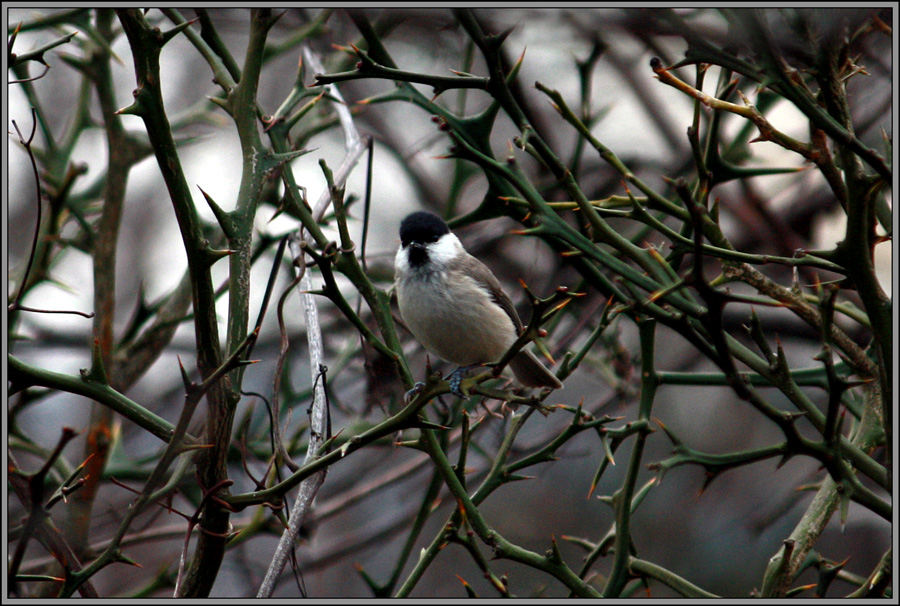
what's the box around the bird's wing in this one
[461,255,525,334]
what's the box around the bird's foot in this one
[404,381,426,404]
[447,365,483,399]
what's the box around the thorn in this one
[513,46,527,69]
[601,434,616,465]
[177,355,193,390]
[457,575,478,598]
[652,418,682,446]
[86,338,109,385]
[331,43,354,54]
[115,552,144,568]
[197,185,234,236]
[698,470,718,497]
[775,451,794,470]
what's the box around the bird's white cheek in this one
[394,247,410,277]
[426,234,463,267]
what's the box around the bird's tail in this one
[509,349,563,389]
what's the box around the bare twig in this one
[9,109,94,319]
[256,43,368,598]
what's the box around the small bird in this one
[394,211,563,394]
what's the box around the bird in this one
[393,211,563,395]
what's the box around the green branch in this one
[9,355,180,444]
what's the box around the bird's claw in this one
[404,381,426,404]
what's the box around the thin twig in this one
[9,109,94,319]
[256,43,369,598]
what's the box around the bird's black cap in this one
[399,211,450,247]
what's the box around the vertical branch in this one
[115,9,223,371]
[603,317,657,597]
[256,239,330,598]
[69,8,146,557]
[8,109,43,312]
[115,9,229,597]
[224,9,281,390]
[301,43,411,387]
[185,10,282,596]
[257,40,372,597]
[812,28,892,478]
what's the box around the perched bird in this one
[394,211,562,394]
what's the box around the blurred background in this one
[7,7,893,598]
